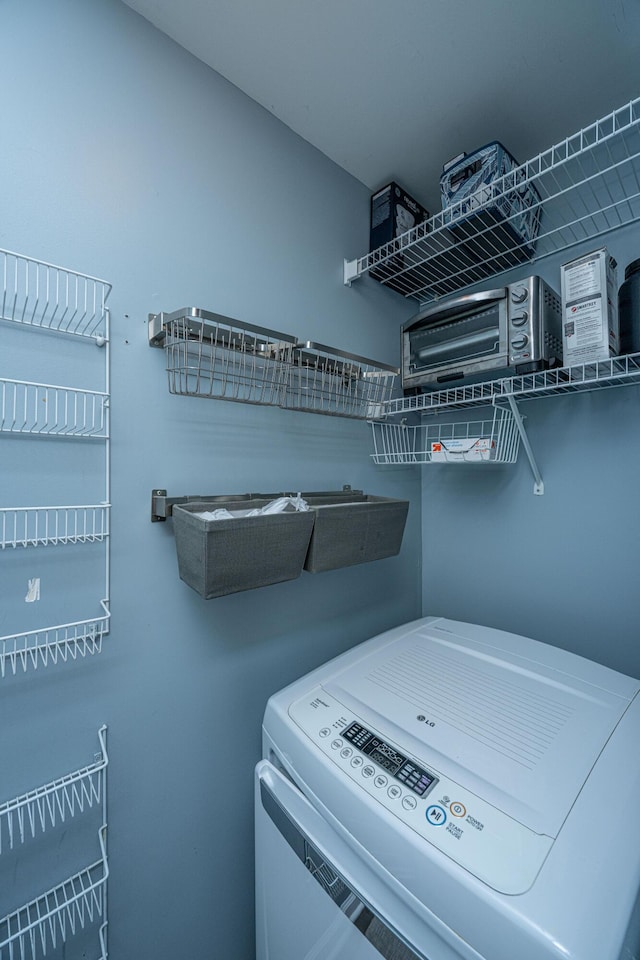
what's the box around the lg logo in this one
[416,715,436,727]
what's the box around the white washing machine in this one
[255,616,640,960]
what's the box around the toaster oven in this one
[402,275,562,391]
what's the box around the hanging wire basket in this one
[369,404,520,465]
[157,307,297,406]
[282,341,398,419]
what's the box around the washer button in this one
[331,739,343,750]
[319,728,332,738]
[426,805,447,826]
[350,756,363,768]
[362,765,375,778]
[387,784,402,800]
[402,795,417,811]
[340,747,352,759]
[373,775,388,789]
[450,801,466,818]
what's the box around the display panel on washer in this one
[342,722,438,797]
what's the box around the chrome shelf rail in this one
[0,506,109,550]
[150,307,399,420]
[0,727,108,960]
[345,97,640,303]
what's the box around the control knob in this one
[511,287,528,304]
[511,333,529,351]
[511,312,529,327]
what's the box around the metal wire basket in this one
[370,405,520,465]
[155,307,297,406]
[282,341,398,419]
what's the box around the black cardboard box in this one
[369,182,430,295]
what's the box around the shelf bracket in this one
[506,395,544,495]
[343,258,360,287]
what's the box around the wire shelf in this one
[0,727,108,960]
[0,604,110,679]
[0,829,107,960]
[282,341,398,419]
[0,728,107,855]
[0,379,109,438]
[0,506,109,550]
[157,307,296,406]
[150,308,398,418]
[1,249,111,680]
[382,351,640,416]
[0,249,111,341]
[345,97,640,303]
[370,406,520,465]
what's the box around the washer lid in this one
[323,619,639,836]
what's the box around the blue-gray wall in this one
[0,2,420,958]
[421,224,640,680]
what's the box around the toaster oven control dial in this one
[511,287,528,303]
[511,312,528,327]
[511,333,529,350]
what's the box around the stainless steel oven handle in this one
[403,287,507,332]
[259,766,426,960]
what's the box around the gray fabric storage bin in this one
[303,494,409,573]
[172,500,315,598]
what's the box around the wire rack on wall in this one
[0,379,109,437]
[149,307,399,420]
[0,247,112,677]
[345,96,640,303]
[283,341,398,419]
[370,405,520,465]
[155,307,297,406]
[1,249,109,340]
[0,607,111,679]
[0,726,108,960]
[0,506,109,549]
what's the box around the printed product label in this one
[564,297,606,348]
[564,257,601,302]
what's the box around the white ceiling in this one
[123,0,639,213]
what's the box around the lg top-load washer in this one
[255,616,640,960]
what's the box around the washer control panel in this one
[289,688,553,894]
[342,721,438,797]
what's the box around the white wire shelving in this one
[0,247,112,677]
[370,352,640,495]
[0,605,110,679]
[370,405,520,465]
[1,250,109,341]
[0,506,109,550]
[382,351,640,416]
[0,379,109,438]
[345,97,640,304]
[0,726,108,960]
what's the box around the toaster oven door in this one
[402,289,509,389]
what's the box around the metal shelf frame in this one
[149,307,399,420]
[0,726,108,960]
[0,248,112,676]
[345,97,640,303]
[371,353,640,494]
